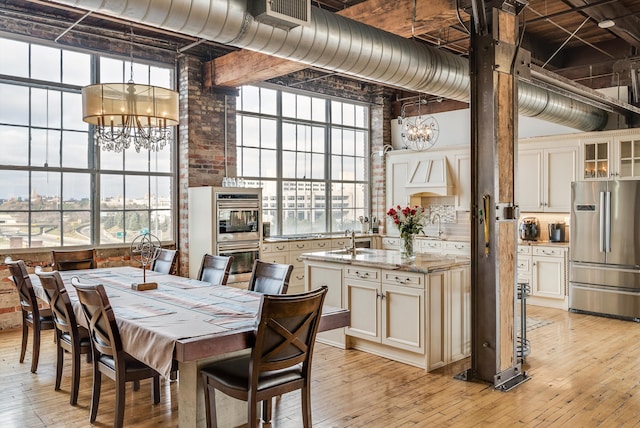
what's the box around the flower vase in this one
[400,233,416,260]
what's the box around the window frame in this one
[0,34,177,251]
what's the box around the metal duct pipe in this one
[52,0,608,131]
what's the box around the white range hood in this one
[405,156,455,197]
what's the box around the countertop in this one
[263,233,376,243]
[518,240,570,247]
[299,248,470,274]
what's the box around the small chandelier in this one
[398,96,440,151]
[81,30,179,153]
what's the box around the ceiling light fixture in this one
[398,97,440,151]
[81,29,179,153]
[598,19,615,29]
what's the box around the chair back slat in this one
[73,281,122,358]
[251,286,327,376]
[248,260,294,295]
[37,269,78,335]
[197,254,234,285]
[6,259,38,314]
[151,249,178,274]
[52,249,97,271]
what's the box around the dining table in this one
[29,266,350,428]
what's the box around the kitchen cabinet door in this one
[518,146,576,212]
[449,266,471,362]
[381,283,424,353]
[386,156,409,236]
[344,278,381,341]
[532,255,565,299]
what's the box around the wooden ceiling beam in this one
[204,0,464,88]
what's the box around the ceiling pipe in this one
[50,0,609,131]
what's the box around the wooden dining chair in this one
[36,267,92,405]
[150,248,178,275]
[72,279,160,428]
[200,286,328,428]
[51,248,97,271]
[247,260,294,295]
[5,258,55,373]
[197,254,234,286]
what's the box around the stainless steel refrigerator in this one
[570,180,640,321]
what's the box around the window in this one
[0,36,175,249]
[237,86,369,236]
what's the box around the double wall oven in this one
[215,190,262,284]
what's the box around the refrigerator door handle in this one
[599,191,606,253]
[605,191,611,253]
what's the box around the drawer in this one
[289,267,305,287]
[344,266,380,281]
[381,237,400,249]
[332,238,349,248]
[442,241,470,254]
[260,253,289,264]
[533,246,564,257]
[312,239,331,250]
[516,257,531,273]
[382,270,423,288]
[517,245,532,255]
[290,240,312,251]
[420,239,443,252]
[290,249,309,268]
[261,242,290,253]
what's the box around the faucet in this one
[431,213,443,238]
[343,230,357,256]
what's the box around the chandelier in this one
[81,31,179,153]
[398,97,440,151]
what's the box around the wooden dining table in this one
[30,266,349,428]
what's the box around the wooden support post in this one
[461,1,529,390]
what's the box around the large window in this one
[0,36,175,250]
[236,86,369,236]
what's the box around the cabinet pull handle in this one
[318,243,326,247]
[395,276,410,284]
[296,244,304,248]
[296,257,303,262]
[276,245,285,250]
[356,271,369,279]
[296,275,304,280]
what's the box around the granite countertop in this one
[299,249,470,274]
[264,233,377,243]
[518,240,570,247]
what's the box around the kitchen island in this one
[301,249,471,371]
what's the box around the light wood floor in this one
[2,305,640,427]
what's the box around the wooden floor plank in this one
[2,305,640,427]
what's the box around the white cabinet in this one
[381,236,401,250]
[426,266,471,371]
[517,244,567,308]
[580,136,612,179]
[453,152,471,211]
[386,156,410,235]
[344,267,425,354]
[615,135,640,179]
[305,261,345,347]
[531,246,566,300]
[518,145,577,212]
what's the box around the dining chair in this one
[197,254,234,286]
[247,260,294,295]
[5,258,55,373]
[72,279,160,428]
[150,248,178,275]
[200,286,328,428]
[36,267,91,405]
[51,248,97,271]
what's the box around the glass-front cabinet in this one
[616,137,640,179]
[581,138,610,179]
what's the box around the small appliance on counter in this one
[548,222,566,242]
[519,217,540,241]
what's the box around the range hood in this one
[406,156,454,197]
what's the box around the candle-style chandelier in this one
[398,96,440,151]
[81,30,179,153]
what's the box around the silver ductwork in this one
[53,0,608,131]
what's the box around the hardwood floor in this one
[2,305,640,427]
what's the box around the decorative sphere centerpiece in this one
[129,232,161,289]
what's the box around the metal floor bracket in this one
[494,365,530,392]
